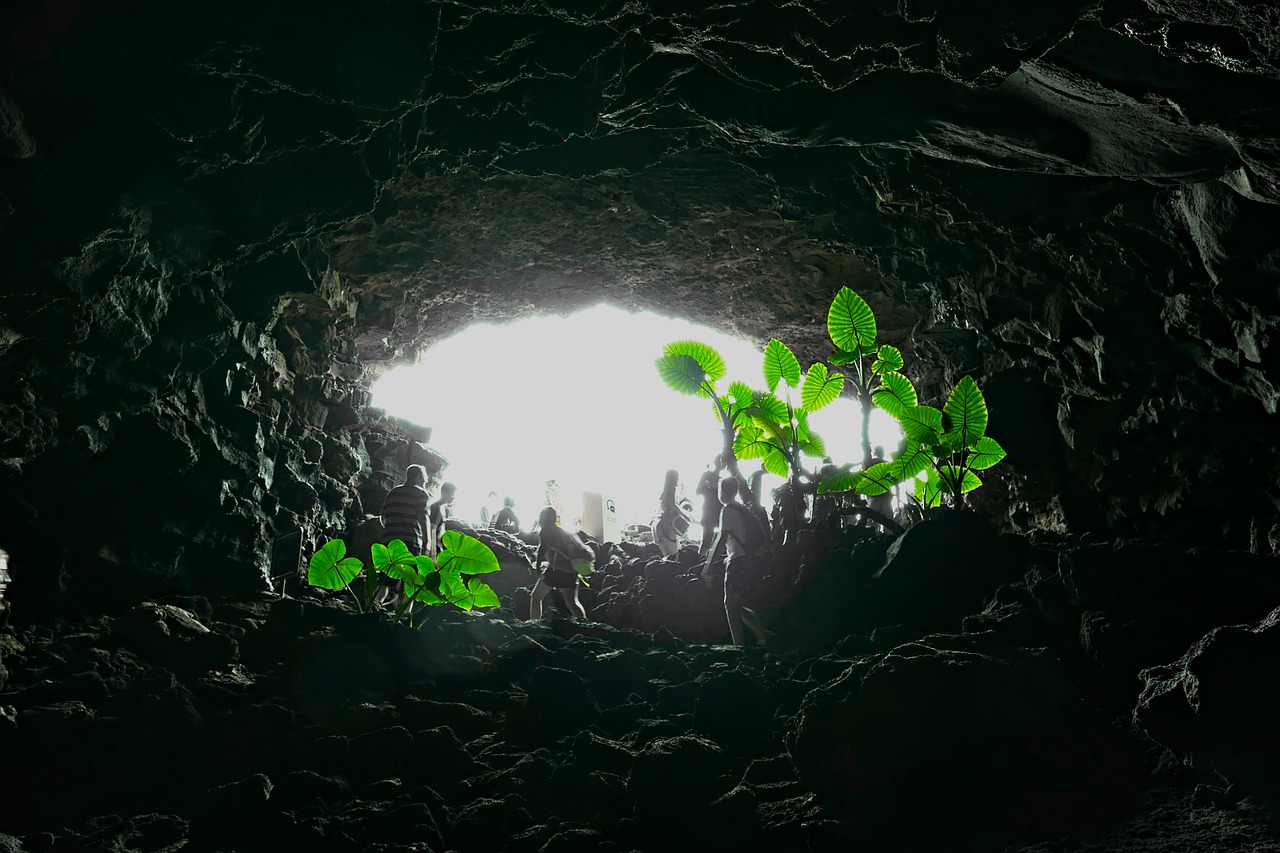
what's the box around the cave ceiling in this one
[2,0,1280,584]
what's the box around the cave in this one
[2,1,1279,850]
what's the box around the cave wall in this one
[2,0,1278,609]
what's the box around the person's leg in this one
[740,604,771,645]
[529,577,551,620]
[724,588,746,646]
[557,587,586,619]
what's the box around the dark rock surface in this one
[2,1,1280,849]
[0,532,1277,851]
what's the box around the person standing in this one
[653,468,690,558]
[491,496,521,534]
[429,482,457,557]
[480,490,500,527]
[696,455,723,555]
[377,465,431,609]
[701,476,771,646]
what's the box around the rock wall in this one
[2,0,1279,606]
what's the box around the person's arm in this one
[701,509,727,581]
[421,503,433,556]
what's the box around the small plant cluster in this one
[308,530,501,623]
[655,286,1007,530]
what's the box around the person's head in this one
[439,482,457,502]
[538,506,558,529]
[748,469,765,501]
[503,496,515,509]
[718,476,740,505]
[661,468,679,501]
[405,465,427,487]
[487,490,498,501]
[712,453,724,471]
[873,445,885,459]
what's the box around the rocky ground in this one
[1,513,1279,852]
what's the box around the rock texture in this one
[2,10,1280,847]
[0,531,1277,851]
[2,1,1279,601]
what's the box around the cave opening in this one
[370,304,904,533]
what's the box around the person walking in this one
[529,507,590,620]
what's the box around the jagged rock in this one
[1135,603,1280,806]
[788,634,1145,846]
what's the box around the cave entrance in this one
[370,305,902,537]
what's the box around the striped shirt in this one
[381,484,429,555]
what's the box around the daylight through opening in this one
[371,305,904,538]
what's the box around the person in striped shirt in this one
[376,464,431,609]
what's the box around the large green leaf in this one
[372,539,417,578]
[435,570,473,610]
[944,375,988,448]
[664,341,726,383]
[436,531,501,575]
[747,392,788,425]
[854,462,897,496]
[467,581,500,609]
[655,353,710,398]
[728,380,755,408]
[828,349,862,366]
[889,442,932,480]
[308,539,363,590]
[828,287,877,351]
[871,345,904,375]
[817,463,858,494]
[763,339,801,392]
[872,372,917,417]
[967,436,1007,471]
[938,464,983,494]
[898,405,944,444]
[762,447,791,477]
[733,425,772,459]
[799,430,827,459]
[801,362,844,412]
[403,569,444,605]
[915,469,944,508]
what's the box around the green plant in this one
[826,286,908,468]
[655,340,755,482]
[308,532,501,624]
[853,374,1007,510]
[734,338,834,534]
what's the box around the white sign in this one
[581,491,622,543]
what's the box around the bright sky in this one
[370,304,903,529]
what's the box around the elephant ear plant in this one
[308,531,501,625]
[654,339,755,482]
[826,286,909,468]
[857,373,1007,510]
[734,338,833,537]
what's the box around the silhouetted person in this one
[745,468,772,542]
[866,445,893,530]
[429,482,457,557]
[378,464,431,608]
[480,490,499,527]
[491,496,521,534]
[701,476,771,646]
[653,468,690,558]
[696,455,724,554]
[530,507,589,619]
